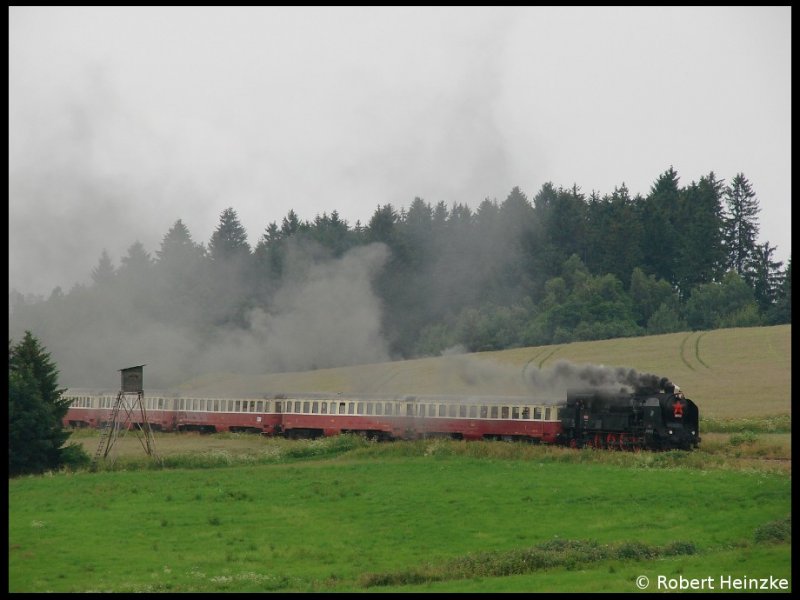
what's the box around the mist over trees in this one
[9,168,790,389]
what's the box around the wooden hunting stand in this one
[92,365,157,466]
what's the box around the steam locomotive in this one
[557,380,700,450]
[62,379,699,451]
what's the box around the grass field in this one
[9,325,792,592]
[9,438,791,593]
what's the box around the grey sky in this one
[9,6,791,297]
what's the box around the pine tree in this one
[767,257,791,324]
[118,241,153,284]
[724,173,760,276]
[209,207,251,262]
[747,242,784,313]
[90,249,116,284]
[674,172,726,296]
[9,331,76,475]
[156,219,203,265]
[641,167,681,285]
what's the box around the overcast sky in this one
[9,6,791,297]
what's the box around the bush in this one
[754,517,791,544]
[60,443,92,470]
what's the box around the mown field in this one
[178,325,791,421]
[9,325,792,592]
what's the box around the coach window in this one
[534,407,542,420]
[249,401,256,412]
[403,403,411,417]
[469,405,477,418]
[501,406,509,419]
[459,405,467,418]
[545,407,551,420]
[366,402,374,415]
[347,402,354,415]
[438,404,445,417]
[490,406,499,419]
[522,407,530,419]
[275,401,282,413]
[480,405,488,418]
[446,405,455,418]
[257,401,264,412]
[233,400,239,412]
[375,402,382,416]
[418,404,425,417]
[312,401,319,414]
[302,401,309,413]
[385,403,392,416]
[321,402,328,415]
[512,407,519,419]
[355,402,362,414]
[213,399,219,411]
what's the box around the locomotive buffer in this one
[92,365,158,466]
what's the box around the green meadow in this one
[8,436,792,592]
[9,325,792,592]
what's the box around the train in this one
[61,378,700,451]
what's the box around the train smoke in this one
[525,360,664,395]
[443,353,666,398]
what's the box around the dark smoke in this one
[441,353,669,399]
[524,359,665,395]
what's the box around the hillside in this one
[178,325,791,420]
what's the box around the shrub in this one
[754,517,791,544]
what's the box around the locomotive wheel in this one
[593,434,602,449]
[606,433,617,449]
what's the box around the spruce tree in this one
[724,173,760,276]
[90,249,116,285]
[9,331,75,475]
[209,207,251,262]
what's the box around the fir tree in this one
[724,173,760,276]
[9,331,78,475]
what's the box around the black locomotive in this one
[557,379,700,450]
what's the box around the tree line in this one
[10,167,791,364]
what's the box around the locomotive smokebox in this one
[119,365,145,392]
